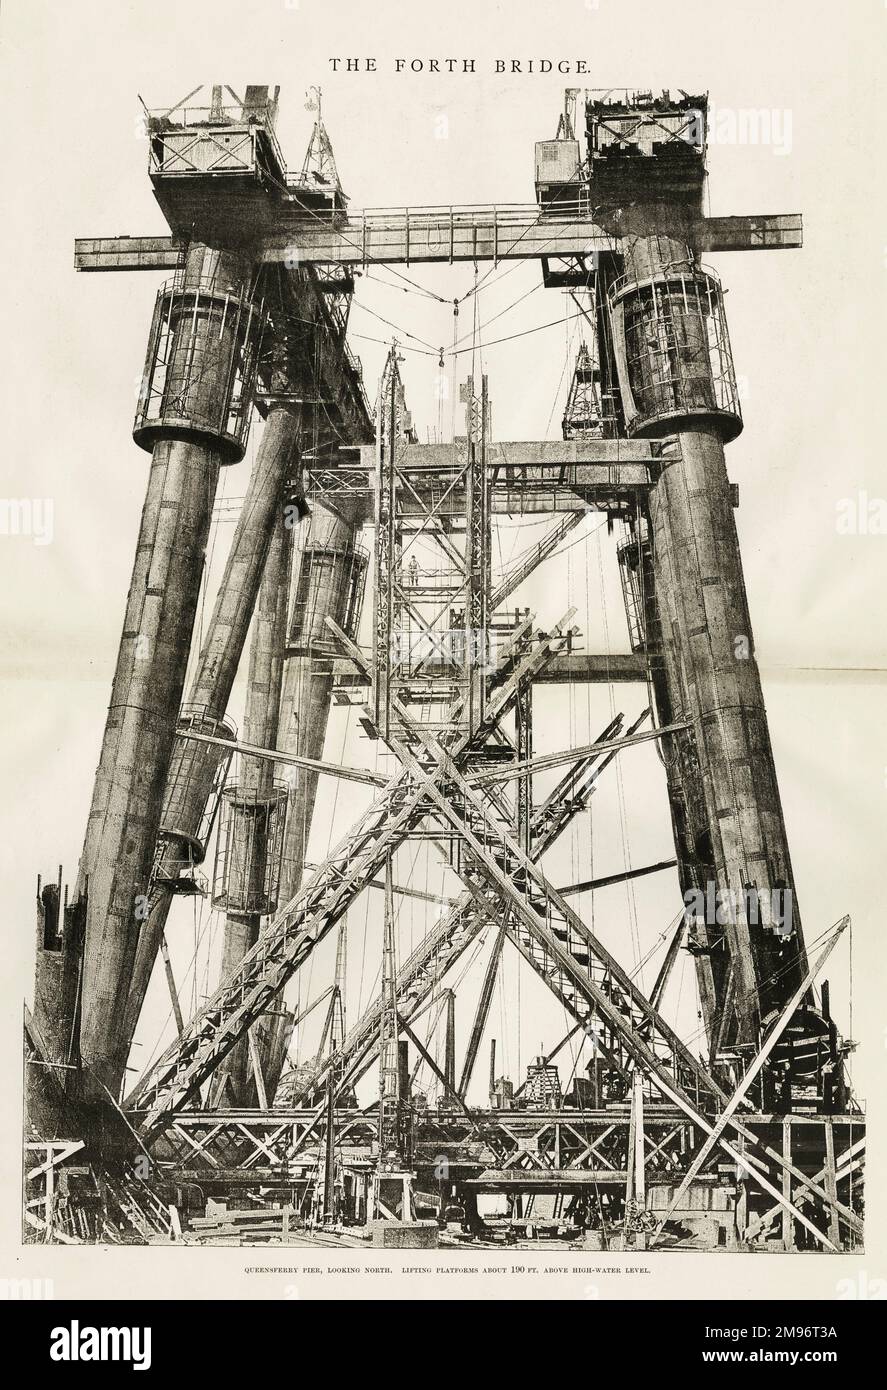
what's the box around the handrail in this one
[279,200,606,228]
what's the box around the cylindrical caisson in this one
[32,883,84,1076]
[616,521,657,655]
[134,266,265,463]
[212,782,288,917]
[152,706,236,881]
[607,262,741,443]
[288,537,368,653]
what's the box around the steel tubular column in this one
[614,211,808,1042]
[276,497,366,904]
[218,506,295,1101]
[77,243,259,1102]
[121,399,306,1063]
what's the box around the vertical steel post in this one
[377,854,402,1167]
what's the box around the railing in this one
[149,103,269,127]
[148,101,285,176]
[280,198,609,231]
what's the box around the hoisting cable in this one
[447,309,586,357]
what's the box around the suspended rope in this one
[451,278,543,353]
[351,300,441,352]
[447,308,586,357]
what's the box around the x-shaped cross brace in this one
[331,617,845,1252]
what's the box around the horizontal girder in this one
[150,1108,864,1196]
[304,439,662,514]
[73,211,801,273]
[328,653,651,688]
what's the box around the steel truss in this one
[128,592,578,1137]
[117,355,862,1253]
[149,1108,863,1251]
[34,89,863,1255]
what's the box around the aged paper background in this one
[1,0,884,1300]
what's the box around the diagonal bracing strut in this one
[333,627,845,1249]
[127,613,579,1138]
[279,708,643,1106]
